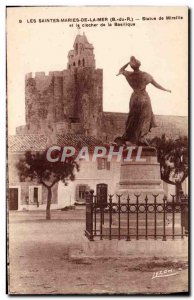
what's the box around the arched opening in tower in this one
[75,43,78,55]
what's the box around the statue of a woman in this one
[117,56,171,145]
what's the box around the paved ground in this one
[8,209,188,295]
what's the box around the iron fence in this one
[85,191,188,241]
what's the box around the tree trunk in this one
[46,187,52,220]
[175,181,183,203]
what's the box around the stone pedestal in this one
[116,147,164,202]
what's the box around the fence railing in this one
[85,191,188,241]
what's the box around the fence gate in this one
[85,191,188,241]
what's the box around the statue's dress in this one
[122,70,157,143]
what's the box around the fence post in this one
[85,190,94,241]
[94,195,97,236]
[135,194,140,240]
[181,196,188,236]
[171,195,176,240]
[145,195,148,240]
[117,194,121,240]
[162,195,167,241]
[109,194,113,240]
[126,195,130,241]
[153,194,157,240]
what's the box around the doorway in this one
[9,188,19,210]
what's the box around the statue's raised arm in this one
[116,62,130,76]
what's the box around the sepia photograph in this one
[7,6,189,295]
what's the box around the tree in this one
[16,150,79,220]
[151,135,188,201]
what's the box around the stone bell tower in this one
[65,33,103,138]
[67,32,96,70]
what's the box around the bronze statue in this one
[117,56,171,146]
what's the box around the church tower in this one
[67,33,96,69]
[63,33,103,138]
[18,33,103,139]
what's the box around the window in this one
[33,187,38,203]
[76,185,89,202]
[101,158,106,169]
[79,188,86,199]
[97,158,110,170]
[29,186,42,206]
[75,43,78,55]
[79,44,83,54]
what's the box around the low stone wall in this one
[71,237,188,258]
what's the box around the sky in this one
[7,6,188,134]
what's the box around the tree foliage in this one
[151,135,188,189]
[16,150,79,219]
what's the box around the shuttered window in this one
[97,158,111,170]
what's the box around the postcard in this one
[7,6,189,295]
